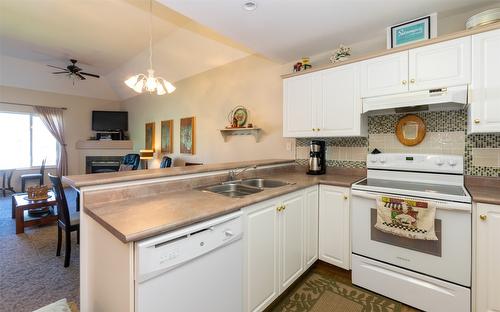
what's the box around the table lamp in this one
[139,149,154,169]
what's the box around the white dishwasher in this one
[135,211,243,312]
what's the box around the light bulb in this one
[163,80,176,94]
[146,77,156,92]
[132,78,145,93]
[156,80,166,95]
[124,75,139,89]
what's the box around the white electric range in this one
[351,153,471,312]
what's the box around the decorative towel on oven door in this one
[374,196,438,240]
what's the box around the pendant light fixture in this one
[124,0,175,95]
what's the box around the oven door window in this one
[370,209,442,257]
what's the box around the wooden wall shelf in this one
[76,140,134,150]
[220,128,261,142]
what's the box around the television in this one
[92,111,128,131]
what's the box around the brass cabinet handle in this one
[480,214,487,221]
[316,128,320,132]
[282,205,286,211]
[277,205,282,212]
[474,119,480,124]
[402,80,407,85]
[410,79,416,83]
[343,195,348,200]
[312,128,315,132]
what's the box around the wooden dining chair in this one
[21,158,46,192]
[48,173,80,267]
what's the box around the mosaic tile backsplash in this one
[295,109,500,177]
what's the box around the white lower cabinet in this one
[319,185,351,270]
[244,186,319,312]
[475,203,500,312]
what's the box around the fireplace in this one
[86,156,122,174]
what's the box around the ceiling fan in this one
[48,59,100,80]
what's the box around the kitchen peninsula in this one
[63,159,365,312]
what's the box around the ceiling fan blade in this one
[75,73,86,80]
[47,65,67,70]
[80,72,100,78]
[52,71,69,74]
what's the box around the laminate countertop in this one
[465,176,500,206]
[63,159,295,188]
[83,166,365,243]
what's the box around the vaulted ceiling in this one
[0,0,497,100]
[0,0,251,100]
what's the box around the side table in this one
[12,191,58,234]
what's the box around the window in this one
[0,112,57,169]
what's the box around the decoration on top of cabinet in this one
[226,106,249,128]
[145,122,155,151]
[387,13,437,49]
[329,45,351,63]
[395,114,426,146]
[161,120,173,154]
[180,117,195,154]
[293,57,312,72]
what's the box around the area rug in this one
[0,190,80,312]
[271,271,406,312]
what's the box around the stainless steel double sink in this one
[202,178,290,198]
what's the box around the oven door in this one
[351,189,471,287]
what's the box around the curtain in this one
[33,106,68,177]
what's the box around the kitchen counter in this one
[63,159,294,188]
[83,166,365,243]
[465,175,500,205]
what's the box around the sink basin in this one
[203,183,263,198]
[240,178,290,188]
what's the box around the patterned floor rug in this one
[271,268,418,312]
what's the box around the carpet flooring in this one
[0,189,80,312]
[269,262,420,312]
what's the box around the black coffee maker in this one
[307,140,326,175]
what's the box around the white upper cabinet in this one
[408,37,471,91]
[361,51,409,98]
[283,64,365,138]
[469,29,500,133]
[319,64,365,137]
[283,73,317,137]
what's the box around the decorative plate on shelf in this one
[233,107,248,127]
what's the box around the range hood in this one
[362,85,468,114]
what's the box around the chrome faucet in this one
[228,165,257,181]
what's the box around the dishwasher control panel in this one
[135,212,243,283]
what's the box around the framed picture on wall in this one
[387,13,437,49]
[161,120,173,154]
[180,117,195,154]
[145,122,155,151]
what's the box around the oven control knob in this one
[370,157,377,163]
[379,156,386,164]
[435,158,444,166]
[448,159,457,167]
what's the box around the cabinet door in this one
[469,29,500,133]
[319,63,364,136]
[304,186,319,269]
[279,193,304,291]
[361,51,409,97]
[475,203,500,312]
[283,73,319,137]
[246,202,279,312]
[409,37,471,91]
[319,185,350,270]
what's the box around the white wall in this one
[0,85,121,190]
[121,54,295,167]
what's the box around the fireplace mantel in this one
[76,140,134,150]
